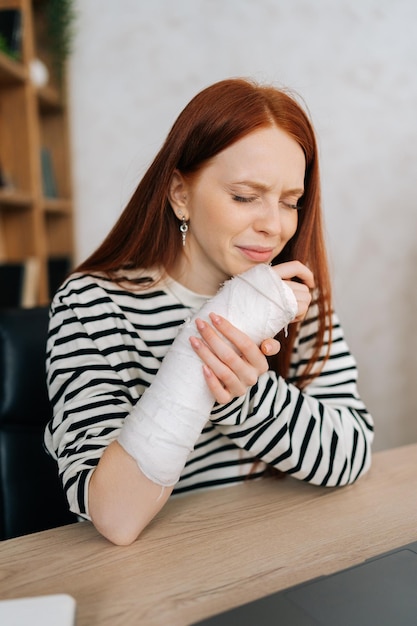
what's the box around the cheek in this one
[188,206,226,248]
[283,211,299,240]
[192,202,237,239]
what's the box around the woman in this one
[45,78,374,545]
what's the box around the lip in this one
[237,246,275,263]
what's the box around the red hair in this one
[77,78,332,387]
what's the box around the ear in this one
[168,170,189,220]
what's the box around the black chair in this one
[0,306,77,540]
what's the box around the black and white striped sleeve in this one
[210,309,374,486]
[44,278,151,518]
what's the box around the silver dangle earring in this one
[179,215,188,247]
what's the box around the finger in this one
[202,365,239,404]
[190,336,251,400]
[190,326,260,391]
[272,260,315,290]
[285,281,312,322]
[260,338,281,356]
[207,314,269,375]
[190,315,269,395]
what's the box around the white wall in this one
[68,0,417,451]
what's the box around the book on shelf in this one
[0,257,40,309]
[0,9,22,60]
[40,147,58,198]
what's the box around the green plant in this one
[44,0,76,84]
[0,34,9,56]
[0,32,19,60]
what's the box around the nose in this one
[253,202,282,236]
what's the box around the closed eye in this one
[280,200,303,211]
[232,194,257,203]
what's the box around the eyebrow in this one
[231,180,304,195]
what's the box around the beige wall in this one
[68,0,417,451]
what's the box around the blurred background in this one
[28,0,417,451]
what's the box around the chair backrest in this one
[0,306,77,540]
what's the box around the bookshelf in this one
[0,0,73,305]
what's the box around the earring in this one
[179,215,188,247]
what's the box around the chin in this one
[230,262,258,278]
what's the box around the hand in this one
[189,314,280,404]
[272,261,315,323]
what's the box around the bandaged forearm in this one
[118,264,297,486]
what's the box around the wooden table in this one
[1,444,416,625]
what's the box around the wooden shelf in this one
[37,84,63,112]
[0,1,74,305]
[0,51,26,85]
[0,188,33,208]
[43,196,72,214]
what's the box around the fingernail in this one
[210,313,221,324]
[189,336,201,349]
[203,365,212,378]
[195,318,205,331]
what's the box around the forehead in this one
[203,126,306,186]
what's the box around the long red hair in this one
[77,78,332,387]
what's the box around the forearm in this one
[213,373,374,485]
[211,306,374,485]
[89,441,173,545]
[118,264,297,487]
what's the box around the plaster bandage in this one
[118,264,298,486]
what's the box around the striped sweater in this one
[45,272,374,519]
